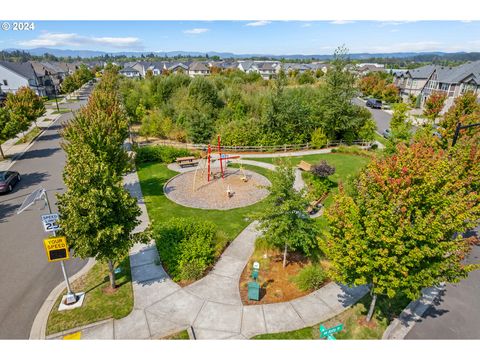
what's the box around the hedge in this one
[135,145,195,164]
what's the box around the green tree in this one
[423,91,447,123]
[390,102,410,130]
[253,163,319,268]
[4,86,46,128]
[57,77,141,289]
[0,108,22,159]
[325,142,480,321]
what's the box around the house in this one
[119,66,141,78]
[237,61,255,73]
[166,62,189,74]
[420,60,480,112]
[188,62,210,77]
[355,63,386,76]
[393,64,437,100]
[29,61,63,97]
[256,62,277,79]
[0,61,46,96]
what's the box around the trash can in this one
[248,281,260,301]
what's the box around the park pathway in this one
[45,150,368,340]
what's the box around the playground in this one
[164,166,271,210]
[164,136,271,210]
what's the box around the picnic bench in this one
[307,193,328,215]
[297,160,312,172]
[176,156,199,168]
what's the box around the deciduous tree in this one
[325,142,480,321]
[423,91,447,122]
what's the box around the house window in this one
[3,79,7,86]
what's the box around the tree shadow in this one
[140,177,167,197]
[36,132,61,142]
[13,171,50,192]
[0,201,20,222]
[19,147,60,161]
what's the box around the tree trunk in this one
[107,259,117,289]
[366,293,377,322]
[0,144,4,160]
[283,242,288,268]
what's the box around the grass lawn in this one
[252,293,410,340]
[373,132,387,146]
[46,257,133,336]
[15,126,42,145]
[136,162,274,243]
[244,153,371,209]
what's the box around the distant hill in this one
[3,47,480,63]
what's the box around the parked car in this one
[0,171,21,194]
[382,128,391,139]
[366,98,383,109]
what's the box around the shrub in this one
[135,145,195,164]
[153,218,217,281]
[310,128,329,148]
[311,161,335,178]
[303,172,330,199]
[293,265,327,291]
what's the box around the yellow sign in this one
[43,236,69,262]
[63,331,81,340]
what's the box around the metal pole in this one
[43,190,76,300]
[53,86,60,112]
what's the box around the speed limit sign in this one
[41,213,61,233]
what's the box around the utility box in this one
[248,281,260,301]
[251,269,259,280]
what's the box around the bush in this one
[311,161,335,178]
[135,145,195,164]
[303,172,330,199]
[153,218,217,281]
[293,265,327,291]
[310,128,329,148]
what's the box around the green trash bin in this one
[248,281,260,301]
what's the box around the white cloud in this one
[183,28,209,34]
[355,41,443,53]
[245,20,271,27]
[300,23,312,28]
[18,32,143,49]
[377,21,417,27]
[330,20,355,25]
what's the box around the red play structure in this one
[206,135,240,182]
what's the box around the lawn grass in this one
[244,153,370,210]
[15,126,42,145]
[373,132,387,146]
[46,257,133,336]
[136,162,274,243]
[252,293,410,340]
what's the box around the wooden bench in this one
[307,193,328,214]
[176,156,199,168]
[297,160,312,172]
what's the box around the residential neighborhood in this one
[0,15,479,360]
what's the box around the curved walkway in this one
[45,150,368,340]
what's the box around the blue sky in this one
[1,20,479,54]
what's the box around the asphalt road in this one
[406,225,480,339]
[0,86,93,339]
[353,97,392,134]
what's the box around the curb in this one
[29,258,96,340]
[382,283,445,339]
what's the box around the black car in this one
[0,171,21,193]
[366,98,383,109]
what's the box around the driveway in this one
[406,225,480,339]
[0,85,93,339]
[353,97,392,134]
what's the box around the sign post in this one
[319,323,344,340]
[43,192,77,305]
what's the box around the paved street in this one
[406,225,480,339]
[0,86,93,339]
[353,97,392,133]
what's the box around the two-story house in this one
[0,61,46,97]
[188,62,211,77]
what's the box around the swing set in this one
[192,135,248,194]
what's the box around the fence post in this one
[284,144,287,152]
[306,142,309,150]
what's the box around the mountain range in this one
[3,47,480,61]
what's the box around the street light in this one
[451,122,480,147]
